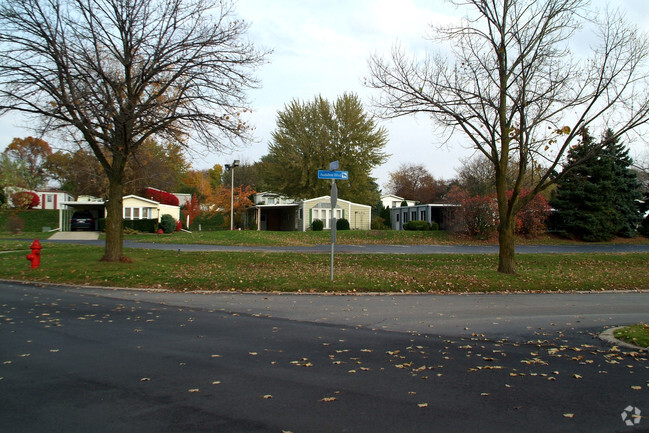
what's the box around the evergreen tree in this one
[550,129,642,241]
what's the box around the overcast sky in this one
[1,0,648,190]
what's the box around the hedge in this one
[98,218,158,233]
[0,209,58,232]
[190,212,225,231]
[403,220,432,231]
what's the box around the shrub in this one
[123,218,157,233]
[509,190,551,238]
[11,191,40,209]
[311,219,324,231]
[404,220,430,231]
[336,218,350,230]
[430,221,439,231]
[371,216,390,230]
[159,214,176,233]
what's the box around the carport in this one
[249,204,299,231]
[60,199,105,231]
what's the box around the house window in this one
[421,210,426,220]
[125,208,131,219]
[396,214,400,222]
[411,211,417,221]
[133,208,140,219]
[47,195,53,203]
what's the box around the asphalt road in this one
[2,282,648,433]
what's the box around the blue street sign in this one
[318,170,349,180]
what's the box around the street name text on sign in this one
[317,170,349,180]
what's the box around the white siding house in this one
[380,194,417,209]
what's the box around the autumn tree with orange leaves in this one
[207,185,256,229]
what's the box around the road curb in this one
[599,326,648,351]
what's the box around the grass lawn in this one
[614,324,649,348]
[1,240,648,293]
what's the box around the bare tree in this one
[0,0,267,261]
[385,163,446,203]
[367,0,649,273]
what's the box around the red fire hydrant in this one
[26,239,42,269]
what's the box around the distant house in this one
[380,194,417,209]
[61,194,180,231]
[34,189,74,210]
[390,203,460,231]
[247,194,371,231]
[3,187,73,210]
[122,195,180,222]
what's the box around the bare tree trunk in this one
[101,170,125,262]
[497,216,517,274]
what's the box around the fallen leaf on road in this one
[188,388,200,393]
[418,403,428,408]
[140,377,151,382]
[563,413,574,419]
[262,394,273,399]
[320,397,337,402]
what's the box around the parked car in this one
[70,211,95,231]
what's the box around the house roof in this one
[302,195,371,208]
[123,194,160,205]
[381,194,404,200]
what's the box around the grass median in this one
[2,240,648,293]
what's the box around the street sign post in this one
[318,163,348,282]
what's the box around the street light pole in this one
[225,160,239,230]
